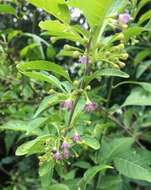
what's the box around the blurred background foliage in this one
[0,0,151,189]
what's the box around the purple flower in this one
[61,141,70,149]
[53,151,62,160]
[63,149,70,159]
[60,99,73,111]
[72,133,81,143]
[118,12,131,24]
[79,56,87,64]
[84,102,97,112]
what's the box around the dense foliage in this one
[0,0,151,189]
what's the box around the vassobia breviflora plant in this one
[12,0,151,189]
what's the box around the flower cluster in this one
[52,133,81,161]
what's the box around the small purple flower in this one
[63,149,70,159]
[53,151,62,160]
[72,133,81,143]
[79,56,87,64]
[61,141,70,149]
[60,99,73,111]
[84,102,97,112]
[118,12,131,25]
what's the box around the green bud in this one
[117,33,125,41]
[64,44,71,50]
[121,24,128,29]
[86,120,92,125]
[83,38,89,45]
[112,44,124,51]
[121,53,129,60]
[112,63,120,69]
[73,80,79,86]
[73,51,80,58]
[96,42,103,48]
[51,37,57,43]
[118,61,126,68]
[118,43,125,49]
[86,85,91,90]
[105,51,110,56]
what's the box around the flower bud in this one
[118,43,125,49]
[61,141,70,149]
[51,37,57,43]
[84,102,97,112]
[96,42,103,48]
[86,85,91,90]
[116,33,125,41]
[64,44,71,50]
[118,12,131,25]
[79,56,87,64]
[53,151,62,160]
[105,51,110,57]
[73,80,79,86]
[112,63,120,69]
[60,99,73,111]
[63,149,70,159]
[118,61,126,68]
[83,38,89,45]
[120,53,129,60]
[72,133,81,143]
[73,51,81,58]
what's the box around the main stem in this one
[67,40,91,130]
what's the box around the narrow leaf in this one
[17,60,71,82]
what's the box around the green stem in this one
[106,77,114,108]
[66,39,92,132]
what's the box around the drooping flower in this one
[60,99,73,111]
[79,56,87,64]
[53,151,62,160]
[84,102,97,112]
[63,149,70,159]
[118,11,131,25]
[61,141,70,149]
[72,133,81,143]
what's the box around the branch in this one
[99,106,146,150]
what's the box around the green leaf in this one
[84,68,129,85]
[136,61,151,78]
[73,161,91,169]
[28,0,70,23]
[33,93,67,118]
[99,137,134,163]
[83,136,100,150]
[17,60,71,82]
[114,150,151,183]
[134,49,151,65]
[0,119,44,136]
[124,27,146,41]
[48,184,70,190]
[122,87,151,106]
[67,0,125,29]
[67,0,110,28]
[138,10,151,25]
[134,0,151,18]
[78,165,112,190]
[113,81,151,93]
[16,135,51,156]
[39,160,54,188]
[39,20,84,44]
[22,71,65,92]
[100,175,122,190]
[0,4,16,15]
